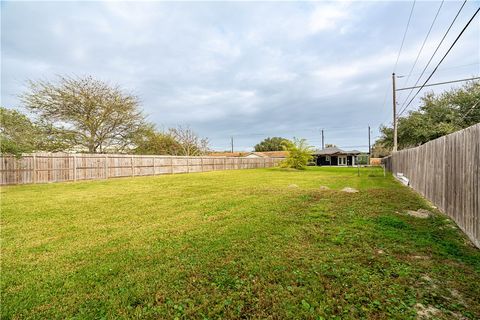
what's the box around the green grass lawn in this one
[1,167,479,319]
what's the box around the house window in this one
[326,156,330,162]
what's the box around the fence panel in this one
[0,154,283,186]
[382,123,480,248]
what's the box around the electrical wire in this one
[397,0,470,116]
[398,5,479,117]
[459,101,480,121]
[393,0,417,73]
[396,76,480,91]
[397,62,480,77]
[401,0,445,88]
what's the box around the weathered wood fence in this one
[382,123,479,248]
[0,154,283,185]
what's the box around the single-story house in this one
[312,147,361,166]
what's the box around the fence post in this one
[153,156,156,175]
[200,157,204,172]
[187,157,190,173]
[32,154,37,184]
[131,155,135,177]
[73,155,77,182]
[15,156,19,184]
[104,155,108,179]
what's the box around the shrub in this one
[280,138,313,170]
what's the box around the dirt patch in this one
[415,303,441,319]
[287,184,299,188]
[406,209,432,219]
[319,186,330,190]
[448,288,466,305]
[341,187,358,193]
[421,275,432,282]
[412,255,430,260]
[420,274,438,290]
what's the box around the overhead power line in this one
[398,0,468,114]
[460,101,480,121]
[393,0,416,73]
[398,62,480,77]
[401,0,445,88]
[396,76,480,91]
[398,4,479,117]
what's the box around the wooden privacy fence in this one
[382,123,480,248]
[0,154,283,185]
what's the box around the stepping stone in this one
[406,209,432,219]
[341,187,358,193]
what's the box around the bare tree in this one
[168,125,209,156]
[21,76,147,153]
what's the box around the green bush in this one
[280,138,313,170]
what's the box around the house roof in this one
[207,151,289,158]
[312,147,361,155]
[252,151,289,158]
[207,152,249,157]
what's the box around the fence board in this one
[382,123,480,248]
[0,154,283,186]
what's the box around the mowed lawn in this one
[1,167,479,319]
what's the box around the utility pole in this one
[392,73,398,152]
[230,136,234,153]
[368,125,371,165]
[321,129,324,150]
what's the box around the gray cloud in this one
[2,1,479,151]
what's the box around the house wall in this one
[316,155,339,166]
[315,155,359,166]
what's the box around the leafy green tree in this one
[0,107,40,155]
[377,80,479,151]
[21,76,147,153]
[1,107,73,155]
[131,125,182,155]
[280,138,313,170]
[131,125,209,156]
[254,137,290,152]
[370,143,390,158]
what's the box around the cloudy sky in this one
[1,1,479,151]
